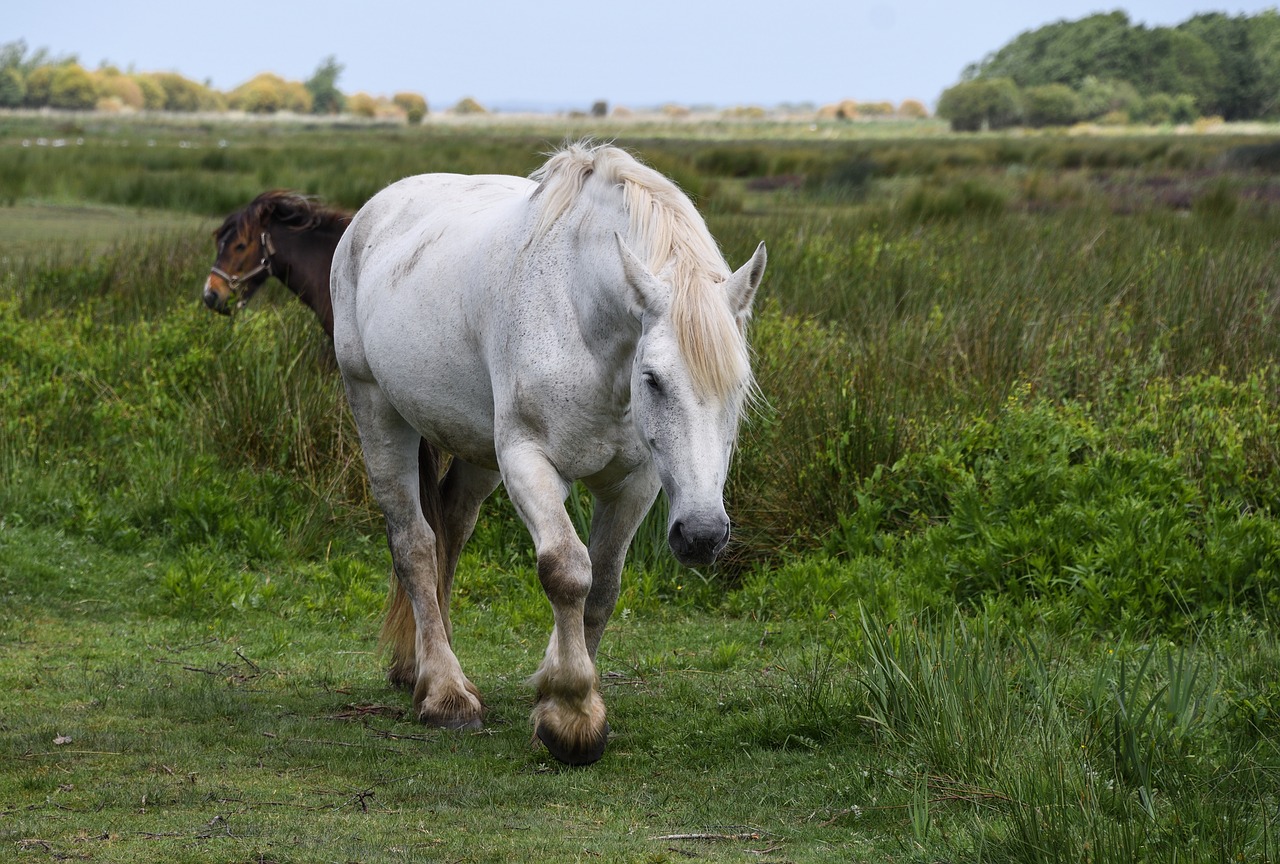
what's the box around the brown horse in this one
[203,191,447,669]
[203,190,351,337]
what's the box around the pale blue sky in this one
[8,2,1278,110]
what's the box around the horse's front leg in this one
[584,467,661,658]
[500,443,608,765]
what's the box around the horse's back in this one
[334,173,533,299]
[331,172,536,467]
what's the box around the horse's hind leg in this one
[436,459,501,644]
[344,378,484,729]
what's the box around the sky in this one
[7,2,1280,111]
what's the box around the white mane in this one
[529,142,752,405]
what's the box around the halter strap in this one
[209,231,276,307]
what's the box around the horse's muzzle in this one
[669,515,730,567]
[203,283,232,315]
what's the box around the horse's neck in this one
[566,226,645,369]
[271,224,343,339]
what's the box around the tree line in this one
[0,45,430,123]
[938,10,1280,131]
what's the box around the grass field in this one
[3,114,1280,862]
[0,202,212,259]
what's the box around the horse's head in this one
[618,237,766,567]
[203,208,276,315]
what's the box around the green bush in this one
[48,63,96,110]
[1022,83,1085,127]
[392,92,427,124]
[936,78,1022,132]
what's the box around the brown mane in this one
[214,190,351,244]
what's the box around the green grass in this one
[4,526,1278,862]
[3,116,1280,861]
[0,202,212,259]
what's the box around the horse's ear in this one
[725,241,766,322]
[616,233,668,319]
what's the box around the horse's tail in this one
[381,437,447,688]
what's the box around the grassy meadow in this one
[3,114,1280,862]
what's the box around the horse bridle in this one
[209,230,276,309]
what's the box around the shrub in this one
[901,178,1007,220]
[150,72,220,112]
[695,147,768,178]
[130,74,166,110]
[22,64,55,106]
[1077,76,1141,119]
[1135,92,1197,125]
[1022,84,1084,128]
[897,99,929,119]
[229,73,312,114]
[936,78,1021,131]
[452,96,487,115]
[858,101,896,117]
[47,63,96,110]
[392,91,427,124]
[94,70,144,110]
[347,92,376,118]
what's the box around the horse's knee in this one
[537,543,591,605]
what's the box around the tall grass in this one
[4,123,1280,860]
[6,126,1280,614]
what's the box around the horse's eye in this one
[235,242,248,252]
[642,371,663,395]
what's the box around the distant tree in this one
[1178,13,1271,119]
[452,96,487,115]
[1254,11,1280,117]
[1076,76,1141,119]
[1022,83,1084,127]
[151,72,218,111]
[965,12,1141,88]
[1138,28,1221,111]
[1,40,64,79]
[897,99,929,119]
[858,101,896,116]
[591,100,607,118]
[48,63,97,110]
[23,64,56,106]
[1134,92,1196,124]
[936,78,1021,131]
[130,74,166,110]
[0,67,24,107]
[348,92,377,117]
[230,73,312,113]
[1170,93,1199,124]
[305,55,345,115]
[393,91,427,124]
[0,40,26,70]
[956,9,1280,121]
[94,68,145,110]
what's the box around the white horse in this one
[331,142,765,765]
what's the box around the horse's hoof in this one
[442,715,484,732]
[387,668,415,690]
[536,721,609,766]
[419,708,484,731]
